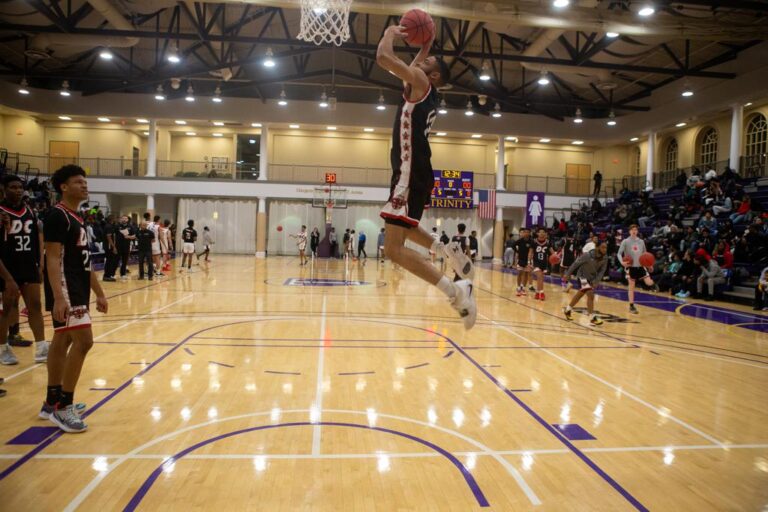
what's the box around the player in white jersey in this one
[617,224,657,314]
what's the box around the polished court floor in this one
[0,255,766,511]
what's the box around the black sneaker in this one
[0,388,6,398]
[629,304,639,314]
[8,336,32,347]
[103,277,116,282]
[563,307,573,321]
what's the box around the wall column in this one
[492,207,504,265]
[256,197,267,258]
[147,119,157,177]
[730,103,743,173]
[146,193,155,215]
[496,135,505,190]
[258,125,268,181]
[646,131,655,190]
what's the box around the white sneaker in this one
[50,404,88,433]
[34,342,49,363]
[442,242,475,281]
[451,280,477,330]
[1,345,18,365]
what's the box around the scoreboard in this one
[431,170,473,209]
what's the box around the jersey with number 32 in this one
[0,203,41,277]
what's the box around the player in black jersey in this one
[559,232,578,292]
[41,165,108,433]
[531,228,554,301]
[513,228,534,297]
[375,24,476,329]
[180,220,197,272]
[450,224,472,281]
[0,175,48,366]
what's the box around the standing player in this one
[429,227,439,263]
[563,241,608,326]
[617,224,657,314]
[560,231,578,291]
[149,215,164,277]
[41,165,108,432]
[0,175,48,365]
[531,228,554,300]
[513,228,534,297]
[180,220,197,272]
[197,226,213,263]
[450,224,472,280]
[376,23,476,328]
[159,219,172,272]
[289,225,308,266]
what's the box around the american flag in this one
[477,189,496,219]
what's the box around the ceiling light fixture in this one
[59,80,71,97]
[505,136,518,142]
[438,98,448,115]
[18,79,30,95]
[251,122,262,127]
[606,111,617,126]
[58,115,71,121]
[553,0,569,7]
[436,132,447,136]
[327,126,337,131]
[537,71,550,86]
[185,84,195,102]
[675,122,687,127]
[630,137,639,142]
[681,89,694,97]
[167,44,181,64]
[539,138,551,143]
[213,121,224,126]
[289,124,300,129]
[572,140,584,145]
[464,100,474,116]
[212,133,223,137]
[278,88,288,106]
[376,92,386,111]
[478,61,491,81]
[174,120,187,125]
[97,117,110,122]
[99,48,113,60]
[492,103,502,118]
[363,128,374,132]
[574,107,583,124]
[186,132,196,136]
[471,134,482,138]
[136,118,148,123]
[212,86,223,103]
[638,4,655,16]
[263,47,276,68]
[319,90,329,108]
[744,102,753,107]
[143,131,149,136]
[606,31,620,38]
[154,85,166,101]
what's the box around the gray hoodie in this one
[566,250,608,285]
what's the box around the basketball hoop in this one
[297,0,352,46]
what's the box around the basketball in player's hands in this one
[400,9,435,46]
[549,254,561,266]
[623,255,633,266]
[277,225,283,232]
[639,252,655,267]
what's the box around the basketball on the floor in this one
[639,252,656,267]
[623,255,633,266]
[400,9,435,45]
[277,225,283,232]
[549,253,561,266]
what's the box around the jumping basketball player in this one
[41,165,108,432]
[617,224,657,314]
[376,24,476,329]
[180,220,197,272]
[563,241,608,326]
[0,174,48,365]
[531,228,554,300]
[513,228,534,297]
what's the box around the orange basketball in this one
[400,9,435,46]
[623,255,633,266]
[639,252,655,267]
[277,225,283,232]
[549,253,561,266]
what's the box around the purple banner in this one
[525,192,545,228]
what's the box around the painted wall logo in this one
[284,278,369,287]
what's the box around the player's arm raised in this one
[411,33,434,67]
[377,25,429,94]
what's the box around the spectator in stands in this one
[657,251,682,292]
[593,170,602,196]
[755,267,768,311]
[712,195,733,216]
[744,224,767,263]
[681,226,699,252]
[637,203,657,227]
[694,254,726,301]
[704,168,717,182]
[712,240,733,269]
[730,195,752,224]
[697,228,716,256]
[698,210,718,236]
[672,250,697,298]
[674,169,687,190]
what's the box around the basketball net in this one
[297,0,352,46]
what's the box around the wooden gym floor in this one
[0,255,766,511]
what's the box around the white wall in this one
[177,198,257,254]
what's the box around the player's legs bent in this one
[385,225,443,285]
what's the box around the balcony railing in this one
[652,157,767,191]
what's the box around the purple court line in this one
[462,346,641,350]
[187,343,443,350]
[508,389,532,392]
[123,421,489,511]
[89,387,116,391]
[650,351,661,356]
[208,361,234,368]
[404,362,430,370]
[96,341,176,346]
[194,336,440,343]
[183,348,195,356]
[338,371,376,376]
[264,370,301,376]
[443,350,454,358]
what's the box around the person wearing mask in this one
[135,221,155,280]
[115,215,135,280]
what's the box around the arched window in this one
[634,147,641,175]
[665,139,678,171]
[745,114,767,157]
[699,127,718,166]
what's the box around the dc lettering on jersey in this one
[9,219,34,235]
[535,244,549,261]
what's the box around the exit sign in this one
[325,172,337,184]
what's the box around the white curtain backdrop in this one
[177,198,257,254]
